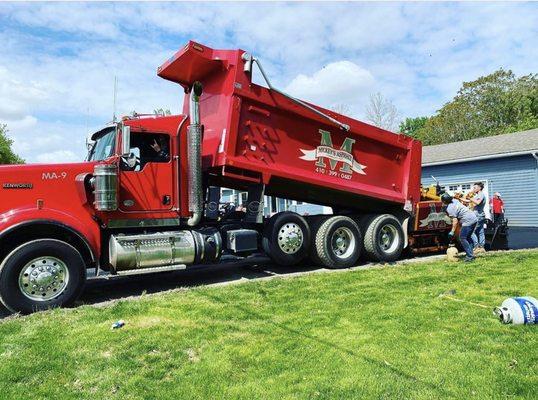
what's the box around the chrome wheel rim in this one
[277,223,303,254]
[379,224,399,253]
[331,227,355,259]
[18,257,69,301]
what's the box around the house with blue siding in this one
[421,128,538,230]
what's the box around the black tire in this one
[313,216,362,269]
[0,239,87,314]
[262,212,311,266]
[362,214,404,262]
[307,217,326,266]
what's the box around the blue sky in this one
[0,2,537,163]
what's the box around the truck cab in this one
[90,116,187,220]
[0,114,197,312]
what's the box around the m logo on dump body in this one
[299,129,366,177]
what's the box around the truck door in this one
[118,131,174,212]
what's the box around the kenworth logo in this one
[299,129,366,179]
[2,183,33,189]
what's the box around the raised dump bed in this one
[159,42,422,214]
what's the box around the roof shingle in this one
[422,128,538,165]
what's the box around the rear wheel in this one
[262,212,311,266]
[313,216,362,269]
[362,214,404,262]
[0,239,87,314]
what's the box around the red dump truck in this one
[0,42,450,313]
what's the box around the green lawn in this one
[1,251,537,400]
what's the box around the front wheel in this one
[0,239,87,314]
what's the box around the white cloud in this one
[0,66,48,120]
[0,2,536,162]
[8,118,90,163]
[3,3,121,38]
[285,61,375,115]
[0,24,183,163]
[331,5,409,51]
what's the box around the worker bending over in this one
[442,193,478,262]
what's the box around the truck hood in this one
[0,161,97,217]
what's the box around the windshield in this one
[88,128,116,161]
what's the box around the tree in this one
[415,69,538,145]
[365,92,400,132]
[0,124,24,165]
[330,103,352,117]
[399,117,428,138]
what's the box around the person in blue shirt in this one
[442,193,478,262]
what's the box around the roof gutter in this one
[423,150,538,167]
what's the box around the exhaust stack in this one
[187,81,204,226]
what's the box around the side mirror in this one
[242,52,253,73]
[85,133,94,151]
[121,125,131,156]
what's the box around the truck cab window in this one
[122,133,170,171]
[88,127,116,161]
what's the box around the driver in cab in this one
[149,137,169,161]
[121,134,169,171]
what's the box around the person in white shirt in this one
[461,182,486,252]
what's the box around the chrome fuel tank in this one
[109,229,222,272]
[109,231,196,272]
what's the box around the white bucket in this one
[494,297,538,325]
[446,245,459,262]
